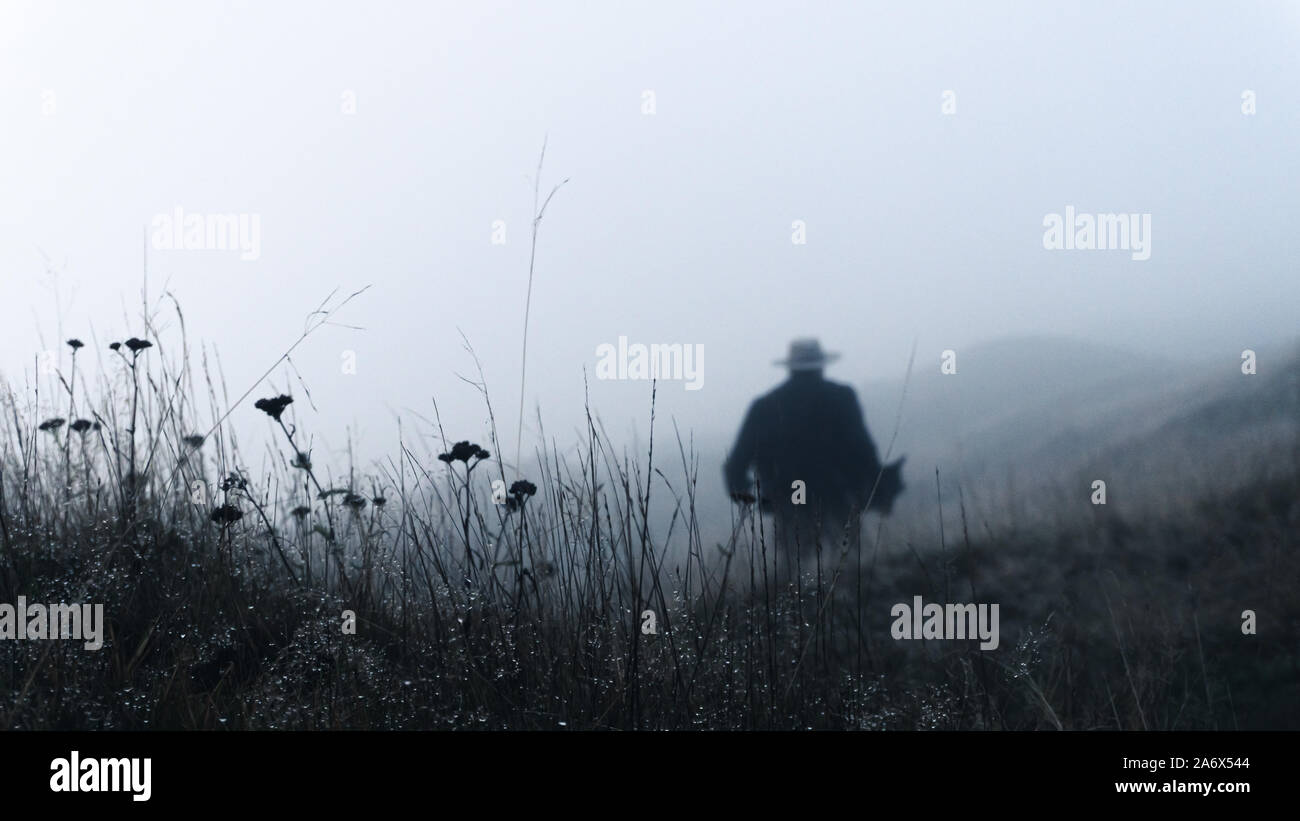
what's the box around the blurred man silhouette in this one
[724,338,904,559]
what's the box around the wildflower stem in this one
[514,139,568,477]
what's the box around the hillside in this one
[857,336,1299,532]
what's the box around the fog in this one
[2,0,1297,500]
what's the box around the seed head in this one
[437,440,490,463]
[210,504,243,525]
[254,394,293,421]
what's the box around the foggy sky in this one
[2,0,1297,471]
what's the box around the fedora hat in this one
[774,338,840,371]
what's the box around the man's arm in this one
[840,388,883,491]
[724,400,762,499]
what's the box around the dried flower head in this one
[67,338,84,351]
[182,434,205,449]
[210,504,243,525]
[254,394,293,421]
[38,418,66,432]
[437,440,490,463]
[124,337,152,354]
[70,419,93,434]
[502,479,538,514]
[219,473,248,493]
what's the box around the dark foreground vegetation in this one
[2,306,1296,730]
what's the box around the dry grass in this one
[0,299,1296,730]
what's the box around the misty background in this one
[2,0,1297,543]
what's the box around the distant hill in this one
[857,335,1299,529]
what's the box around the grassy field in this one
[1,308,1296,730]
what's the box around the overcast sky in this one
[2,0,1297,471]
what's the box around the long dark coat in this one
[724,371,902,551]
